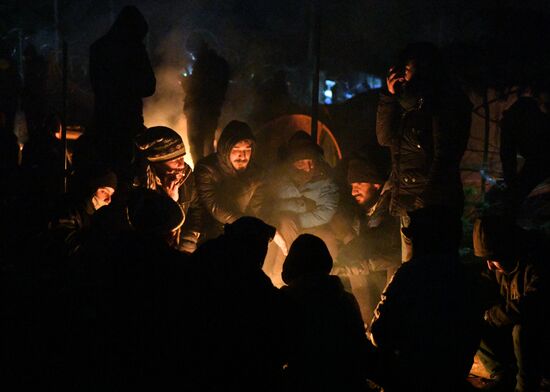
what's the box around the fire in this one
[143,65,194,169]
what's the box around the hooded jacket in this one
[194,121,267,239]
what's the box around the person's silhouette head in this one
[282,234,332,284]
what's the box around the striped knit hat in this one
[135,126,186,162]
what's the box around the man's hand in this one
[162,170,185,201]
[302,197,317,212]
[386,67,405,95]
[273,231,288,256]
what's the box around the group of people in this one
[1,4,549,392]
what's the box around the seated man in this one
[194,120,286,252]
[48,166,117,257]
[135,126,201,253]
[263,131,339,287]
[333,158,401,324]
[370,206,483,392]
[473,215,549,392]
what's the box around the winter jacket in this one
[183,47,230,114]
[482,259,548,328]
[338,188,401,272]
[48,196,97,257]
[376,87,471,216]
[139,163,202,253]
[194,126,267,239]
[271,162,339,229]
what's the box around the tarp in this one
[254,113,342,168]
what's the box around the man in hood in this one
[194,120,286,253]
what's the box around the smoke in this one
[142,28,194,167]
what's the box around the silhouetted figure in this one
[370,206,483,392]
[376,42,471,261]
[334,158,401,325]
[182,32,230,163]
[89,5,156,183]
[0,41,21,139]
[47,166,116,258]
[21,43,48,139]
[474,215,549,392]
[280,234,375,391]
[19,113,65,202]
[68,188,190,391]
[135,126,202,252]
[188,216,288,391]
[500,86,550,207]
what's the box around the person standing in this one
[89,5,156,185]
[376,42,471,261]
[182,32,230,164]
[499,83,550,208]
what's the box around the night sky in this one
[3,0,550,82]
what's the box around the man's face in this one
[292,159,315,173]
[351,182,381,206]
[92,186,115,210]
[404,60,416,82]
[229,140,253,171]
[154,156,186,184]
[291,159,315,184]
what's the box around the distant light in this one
[367,75,382,89]
[325,79,336,88]
[344,92,354,99]
[324,89,333,99]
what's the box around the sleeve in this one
[246,177,269,220]
[297,180,339,229]
[178,175,203,253]
[195,163,242,225]
[369,266,410,349]
[376,91,400,147]
[490,264,546,326]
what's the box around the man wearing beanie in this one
[194,120,287,255]
[135,126,202,253]
[473,215,549,392]
[263,131,339,287]
[333,158,401,324]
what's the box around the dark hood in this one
[108,6,149,42]
[282,234,333,285]
[216,120,256,174]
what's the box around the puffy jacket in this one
[194,125,266,239]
